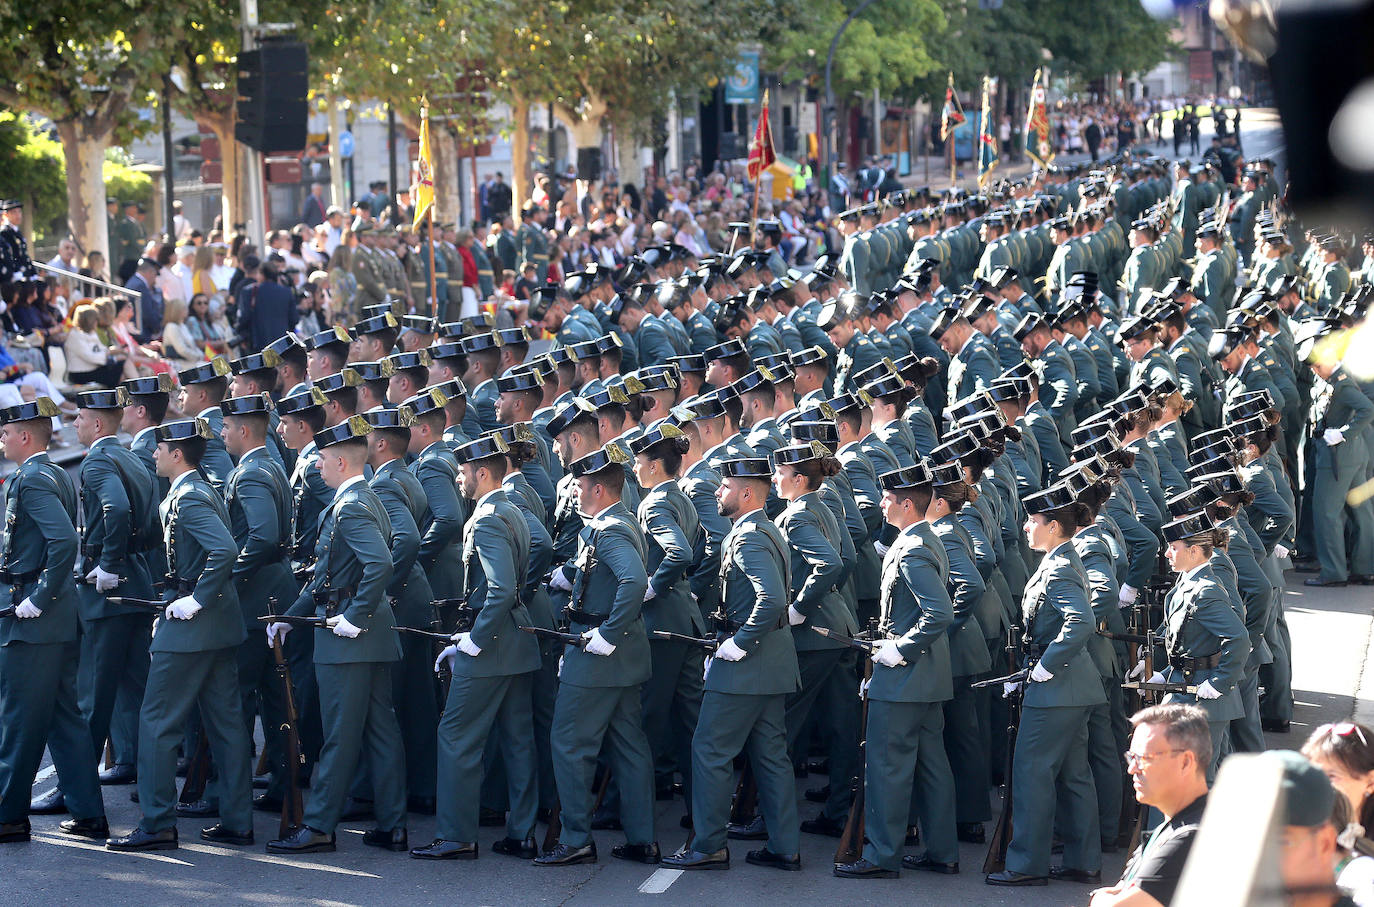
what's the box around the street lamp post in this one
[824,0,880,185]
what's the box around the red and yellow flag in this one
[412,98,434,230]
[1024,69,1054,169]
[940,73,966,141]
[747,89,776,183]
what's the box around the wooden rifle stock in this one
[833,658,873,865]
[269,599,306,838]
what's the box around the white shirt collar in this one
[1180,563,1208,584]
[240,444,267,461]
[197,406,219,418]
[334,474,367,500]
[169,469,197,493]
[89,435,118,449]
[476,487,503,509]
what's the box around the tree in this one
[0,111,67,242]
[0,3,173,261]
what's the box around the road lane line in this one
[178,842,382,877]
[638,868,683,893]
[32,832,193,866]
[35,765,57,783]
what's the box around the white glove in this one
[86,566,121,593]
[1002,681,1023,698]
[787,604,806,626]
[1030,662,1054,683]
[1323,428,1345,446]
[165,595,202,620]
[1195,679,1223,700]
[1274,544,1290,560]
[455,631,482,657]
[1118,584,1139,607]
[859,675,872,698]
[1127,658,1147,681]
[582,627,616,656]
[326,615,362,638]
[1148,670,1166,684]
[643,585,657,602]
[434,644,457,673]
[716,637,747,661]
[265,621,292,646]
[872,639,907,667]
[14,597,41,619]
[548,567,573,592]
[875,542,891,558]
[702,655,713,680]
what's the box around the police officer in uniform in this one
[0,399,107,844]
[177,356,235,489]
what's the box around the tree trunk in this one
[510,96,531,209]
[55,118,110,263]
[205,113,241,236]
[616,127,644,192]
[555,96,608,169]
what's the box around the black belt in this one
[713,614,786,634]
[0,567,40,585]
[564,606,606,627]
[1168,652,1222,673]
[163,575,195,596]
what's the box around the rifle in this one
[541,800,562,856]
[0,605,14,620]
[729,762,758,831]
[810,625,880,653]
[268,598,305,838]
[971,668,1030,689]
[397,625,454,643]
[256,614,332,631]
[178,727,212,808]
[982,670,1024,874]
[105,596,172,612]
[649,630,718,649]
[518,626,587,648]
[833,656,873,866]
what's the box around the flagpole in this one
[427,207,437,318]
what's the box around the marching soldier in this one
[177,357,235,489]
[412,434,540,861]
[108,418,253,852]
[265,416,407,855]
[229,350,294,471]
[0,399,106,844]
[537,442,659,866]
[664,457,801,872]
[405,387,467,606]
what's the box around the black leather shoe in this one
[533,841,597,865]
[409,838,477,860]
[612,841,661,864]
[903,854,960,874]
[1262,718,1291,733]
[1050,866,1102,883]
[490,835,537,859]
[478,806,506,827]
[200,824,254,846]
[590,812,623,831]
[107,826,178,851]
[804,784,831,803]
[835,858,898,878]
[662,846,729,870]
[58,817,108,840]
[266,826,335,854]
[1305,577,1347,587]
[800,814,845,837]
[746,848,801,871]
[339,798,374,822]
[252,793,284,813]
[1351,575,1374,585]
[985,870,1048,886]
[726,815,767,840]
[176,799,219,818]
[99,763,137,785]
[362,827,408,851]
[407,796,436,816]
[0,819,30,843]
[29,788,67,815]
[957,822,985,844]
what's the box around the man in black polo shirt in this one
[1091,704,1210,906]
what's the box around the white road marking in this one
[32,786,58,801]
[32,832,193,866]
[638,868,683,893]
[35,764,57,783]
[177,841,382,877]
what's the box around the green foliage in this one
[0,111,66,239]
[103,161,153,209]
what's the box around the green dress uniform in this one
[0,451,104,828]
[686,507,800,857]
[1191,248,1233,320]
[860,522,957,872]
[518,223,550,282]
[1003,539,1104,880]
[138,469,253,836]
[411,441,466,604]
[1311,366,1374,582]
[368,458,438,804]
[1157,563,1248,776]
[637,479,706,797]
[435,487,539,845]
[285,475,404,837]
[352,245,388,312]
[680,460,729,620]
[550,500,657,849]
[1035,340,1079,441]
[75,435,160,773]
[223,445,298,800]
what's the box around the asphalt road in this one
[2,111,1319,906]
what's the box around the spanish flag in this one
[412,99,434,231]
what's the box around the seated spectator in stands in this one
[8,281,66,362]
[1090,704,1211,907]
[154,242,185,304]
[191,245,221,305]
[513,262,539,301]
[109,296,170,376]
[79,250,110,298]
[160,298,206,370]
[296,274,331,336]
[186,292,229,358]
[63,304,135,387]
